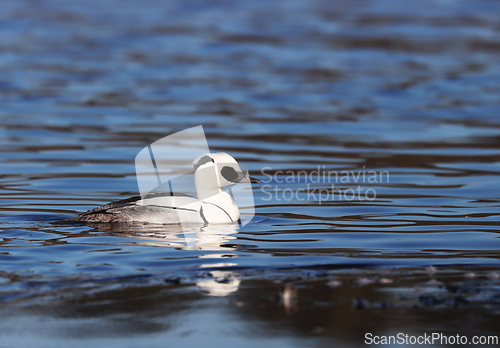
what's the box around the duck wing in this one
[56,192,195,224]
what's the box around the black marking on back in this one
[78,192,193,217]
[199,206,209,224]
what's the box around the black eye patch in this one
[221,166,239,182]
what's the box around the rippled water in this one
[1,0,500,346]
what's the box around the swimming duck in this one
[61,152,259,224]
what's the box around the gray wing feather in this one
[56,192,193,224]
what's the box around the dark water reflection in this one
[1,0,500,346]
[2,268,500,347]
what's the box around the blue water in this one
[1,0,500,346]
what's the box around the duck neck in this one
[194,170,236,212]
[201,189,239,222]
[196,186,224,201]
[202,189,234,206]
[194,176,239,221]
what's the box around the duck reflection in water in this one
[91,222,242,297]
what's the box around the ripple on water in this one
[0,0,500,344]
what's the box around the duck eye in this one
[221,166,238,182]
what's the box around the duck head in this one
[193,152,259,200]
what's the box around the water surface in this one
[1,0,500,346]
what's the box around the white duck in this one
[62,152,259,224]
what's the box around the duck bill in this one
[234,171,260,184]
[249,176,260,183]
